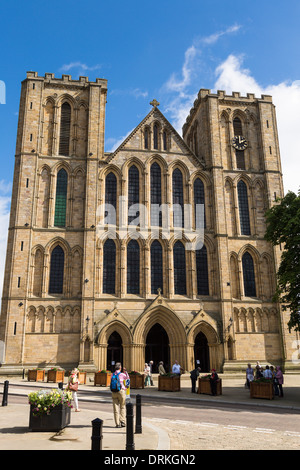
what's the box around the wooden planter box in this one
[78,371,87,384]
[94,372,111,386]
[197,378,222,395]
[28,369,45,382]
[47,369,65,383]
[250,381,274,400]
[29,404,71,432]
[129,374,145,389]
[158,375,181,392]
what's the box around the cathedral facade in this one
[0,71,298,375]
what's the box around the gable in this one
[105,103,204,167]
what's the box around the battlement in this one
[24,71,107,89]
[183,88,273,134]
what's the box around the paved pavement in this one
[0,373,300,451]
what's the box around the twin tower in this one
[0,71,297,376]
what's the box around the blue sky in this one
[0,0,300,291]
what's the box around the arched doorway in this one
[145,323,170,372]
[194,332,210,372]
[107,331,123,372]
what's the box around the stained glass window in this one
[128,165,139,225]
[172,168,184,227]
[242,252,256,297]
[196,245,209,295]
[194,178,206,229]
[151,240,163,294]
[105,172,117,224]
[49,245,64,294]
[173,241,186,295]
[237,180,251,235]
[54,169,68,227]
[150,162,162,226]
[59,102,71,156]
[127,240,140,294]
[144,128,149,149]
[103,239,116,294]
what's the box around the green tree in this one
[264,190,300,332]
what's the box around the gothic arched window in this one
[153,123,158,149]
[128,165,139,224]
[103,239,116,294]
[49,245,64,294]
[163,130,167,150]
[105,172,117,224]
[172,168,184,227]
[150,162,162,226]
[242,252,256,297]
[194,178,206,229]
[54,168,68,227]
[173,241,186,295]
[237,180,251,235]
[151,240,163,294]
[144,128,149,149]
[127,240,140,294]
[59,102,71,156]
[196,245,209,295]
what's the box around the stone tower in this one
[0,72,107,373]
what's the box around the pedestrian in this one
[172,360,183,376]
[245,363,254,389]
[149,360,154,386]
[255,363,263,379]
[158,361,166,375]
[190,366,201,393]
[263,365,273,379]
[110,362,127,428]
[67,368,80,412]
[144,363,151,386]
[209,369,219,396]
[275,366,284,397]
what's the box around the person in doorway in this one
[67,368,80,412]
[149,360,154,386]
[172,360,183,375]
[144,363,151,386]
[190,366,201,393]
[110,362,127,428]
[158,361,166,375]
[209,369,219,396]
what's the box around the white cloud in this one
[110,88,148,99]
[60,62,102,75]
[214,54,300,194]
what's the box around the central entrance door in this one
[145,323,170,372]
[107,331,123,372]
[194,331,210,372]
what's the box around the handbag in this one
[68,381,78,391]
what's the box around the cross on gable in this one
[150,99,160,107]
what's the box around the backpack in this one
[110,371,121,392]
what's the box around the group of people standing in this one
[246,362,284,396]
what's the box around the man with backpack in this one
[110,362,128,428]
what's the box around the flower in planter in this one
[129,371,142,375]
[161,373,178,377]
[28,389,73,417]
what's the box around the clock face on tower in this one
[232,135,248,151]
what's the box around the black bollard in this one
[58,382,63,390]
[126,401,135,450]
[2,380,9,406]
[135,394,142,434]
[91,418,103,450]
